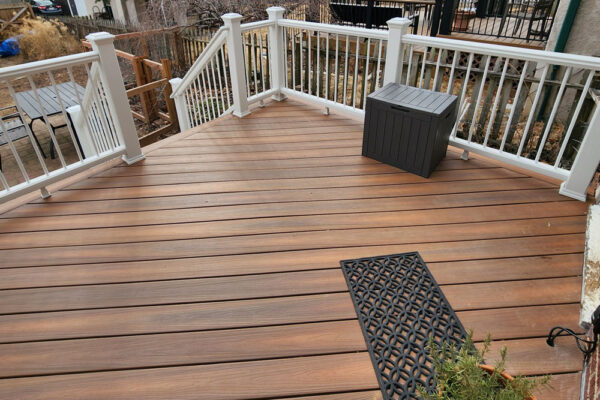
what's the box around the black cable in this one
[546,305,600,361]
[546,326,598,359]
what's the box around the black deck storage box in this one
[363,83,458,178]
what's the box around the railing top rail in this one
[403,34,600,70]
[172,26,229,97]
[278,19,389,40]
[0,51,100,81]
[240,20,275,32]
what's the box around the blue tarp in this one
[0,37,20,57]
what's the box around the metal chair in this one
[524,0,554,42]
[501,0,554,41]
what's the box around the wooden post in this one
[222,13,250,117]
[132,56,153,125]
[142,60,158,121]
[267,6,286,101]
[172,30,186,70]
[161,58,179,131]
[383,18,411,86]
[86,32,144,165]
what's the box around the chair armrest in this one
[0,105,17,112]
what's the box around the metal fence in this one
[432,0,559,43]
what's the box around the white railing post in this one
[383,18,411,86]
[86,32,144,165]
[267,6,287,101]
[560,104,600,201]
[169,78,191,131]
[222,13,250,117]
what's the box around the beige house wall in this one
[546,0,600,57]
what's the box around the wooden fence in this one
[82,34,179,145]
[53,15,135,36]
[0,2,34,36]
[55,16,215,74]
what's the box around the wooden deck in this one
[0,99,587,399]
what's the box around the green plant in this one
[419,333,550,400]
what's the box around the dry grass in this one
[16,17,81,61]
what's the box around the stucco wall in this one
[546,0,600,56]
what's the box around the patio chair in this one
[524,0,554,41]
[0,105,46,170]
[500,0,554,41]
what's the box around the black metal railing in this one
[431,0,559,43]
[328,0,437,35]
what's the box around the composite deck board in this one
[0,216,586,267]
[0,203,586,249]
[0,353,379,400]
[97,157,494,177]
[92,157,495,180]
[148,138,365,156]
[0,294,580,343]
[72,163,504,190]
[0,327,580,378]
[3,178,557,218]
[169,131,366,146]
[0,272,580,314]
[60,168,526,196]
[0,253,582,290]
[0,190,575,233]
[0,100,585,398]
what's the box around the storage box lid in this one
[368,83,457,117]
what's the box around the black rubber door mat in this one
[340,252,467,400]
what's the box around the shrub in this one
[420,333,550,400]
[16,17,80,61]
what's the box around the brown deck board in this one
[0,327,579,379]
[0,293,581,343]
[71,163,501,190]
[0,253,581,290]
[0,216,585,267]
[0,272,579,315]
[3,179,556,218]
[0,99,585,398]
[0,353,379,400]
[0,320,366,378]
[0,189,571,233]
[0,202,586,249]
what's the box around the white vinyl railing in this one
[280,19,389,116]
[171,27,232,131]
[0,32,143,203]
[398,34,600,201]
[172,8,600,201]
[170,15,277,130]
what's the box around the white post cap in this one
[387,17,411,29]
[221,13,243,23]
[85,31,115,43]
[267,6,286,18]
